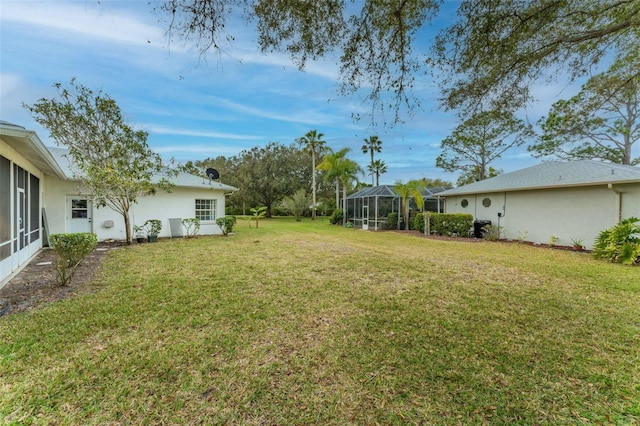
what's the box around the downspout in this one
[496,192,507,239]
[608,184,622,223]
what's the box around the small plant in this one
[386,212,399,229]
[250,206,267,228]
[49,233,97,286]
[133,225,145,243]
[280,189,310,221]
[216,216,237,236]
[516,230,529,243]
[549,235,559,246]
[344,221,354,228]
[593,218,640,264]
[570,237,585,250]
[182,218,201,238]
[144,219,162,242]
[330,209,344,225]
[483,224,502,241]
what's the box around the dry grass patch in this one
[1,218,638,424]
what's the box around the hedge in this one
[413,213,474,237]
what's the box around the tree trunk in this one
[123,209,132,245]
[311,152,317,221]
[342,186,347,226]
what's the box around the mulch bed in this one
[0,241,124,318]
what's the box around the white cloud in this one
[142,124,261,140]
[0,1,164,47]
[154,144,246,157]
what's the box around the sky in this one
[0,0,597,185]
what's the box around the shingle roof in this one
[47,147,237,191]
[439,160,640,196]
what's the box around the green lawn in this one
[1,218,639,425]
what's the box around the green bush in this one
[593,217,640,265]
[216,216,237,236]
[422,213,474,237]
[386,212,399,230]
[49,233,98,286]
[181,218,201,238]
[144,219,162,236]
[330,209,344,225]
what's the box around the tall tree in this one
[158,1,639,117]
[394,180,424,230]
[367,159,388,187]
[420,177,453,188]
[297,129,326,220]
[338,158,363,225]
[436,110,534,181]
[235,142,309,218]
[456,166,502,187]
[361,135,383,185]
[529,55,640,165]
[25,79,170,245]
[317,147,351,211]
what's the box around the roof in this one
[1,122,67,178]
[154,169,237,192]
[347,184,449,199]
[49,147,237,191]
[439,160,640,196]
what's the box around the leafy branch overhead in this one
[158,0,639,116]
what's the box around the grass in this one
[1,218,639,425]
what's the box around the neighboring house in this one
[1,121,237,285]
[438,160,640,249]
[345,185,447,230]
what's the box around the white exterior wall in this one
[130,189,226,238]
[44,176,227,241]
[620,184,640,220]
[444,185,637,250]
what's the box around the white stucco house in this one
[438,160,640,250]
[1,121,237,285]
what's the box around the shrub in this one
[386,212,399,230]
[483,224,502,241]
[428,213,474,237]
[216,216,237,236]
[593,217,640,265]
[144,219,162,236]
[49,233,98,286]
[182,218,201,238]
[330,209,344,225]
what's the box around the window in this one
[195,199,217,221]
[482,197,492,207]
[460,199,468,208]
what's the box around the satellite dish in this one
[205,168,220,180]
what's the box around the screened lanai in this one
[345,185,447,230]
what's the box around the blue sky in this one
[1,0,592,185]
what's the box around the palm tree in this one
[394,180,424,230]
[367,159,387,186]
[339,159,363,225]
[297,130,326,220]
[317,147,351,211]
[361,135,383,186]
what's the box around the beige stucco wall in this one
[43,175,228,241]
[444,185,638,249]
